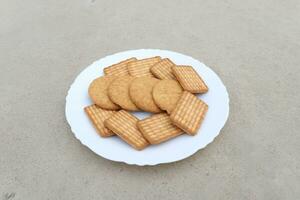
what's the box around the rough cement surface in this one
[0,0,299,199]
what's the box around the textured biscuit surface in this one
[104,110,149,150]
[88,76,120,110]
[108,76,139,111]
[172,66,208,93]
[103,57,137,76]
[129,77,162,113]
[170,91,208,135]
[84,104,115,137]
[127,56,161,77]
[138,113,183,144]
[150,58,176,80]
[152,80,183,114]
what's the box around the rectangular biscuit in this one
[84,104,116,137]
[127,56,161,77]
[104,110,149,150]
[172,65,208,93]
[137,113,183,144]
[103,57,137,76]
[170,91,208,135]
[150,58,176,80]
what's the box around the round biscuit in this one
[129,77,162,113]
[108,76,139,111]
[152,80,183,114]
[88,76,120,110]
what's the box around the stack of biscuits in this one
[85,56,209,150]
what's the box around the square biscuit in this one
[172,65,208,93]
[84,104,116,137]
[127,56,161,77]
[138,113,183,144]
[170,91,208,135]
[103,57,137,76]
[104,110,149,150]
[150,58,176,80]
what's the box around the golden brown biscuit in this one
[103,57,137,76]
[172,66,208,93]
[129,77,162,113]
[84,104,115,137]
[127,56,161,77]
[108,76,139,111]
[137,113,183,144]
[88,76,120,110]
[150,58,176,80]
[152,79,183,114]
[170,91,208,135]
[104,110,149,150]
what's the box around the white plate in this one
[65,49,229,166]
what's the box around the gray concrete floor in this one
[1,0,300,199]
